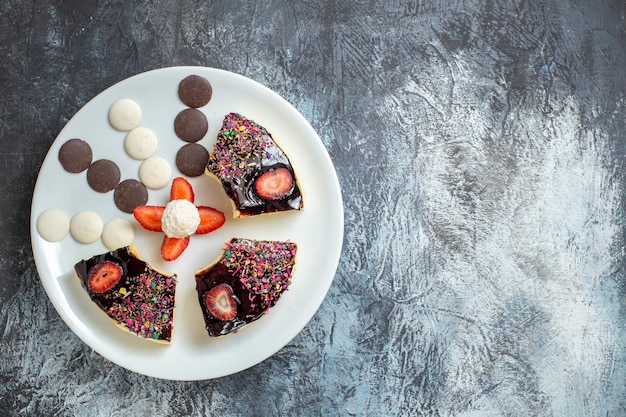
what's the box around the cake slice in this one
[195,238,297,337]
[74,246,177,343]
[206,113,303,217]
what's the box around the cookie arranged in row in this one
[39,73,305,344]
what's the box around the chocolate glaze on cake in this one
[174,108,208,143]
[178,75,212,108]
[195,238,297,337]
[195,262,266,336]
[114,179,148,213]
[75,246,177,342]
[59,139,92,173]
[87,159,121,193]
[176,143,209,177]
[206,113,303,217]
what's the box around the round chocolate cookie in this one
[178,75,212,108]
[174,108,208,143]
[59,139,92,173]
[176,143,209,177]
[114,179,148,213]
[87,159,120,193]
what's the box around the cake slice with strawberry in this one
[194,238,297,337]
[74,246,177,343]
[206,113,303,217]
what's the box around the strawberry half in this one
[170,176,194,202]
[133,206,165,232]
[88,260,123,293]
[195,206,226,234]
[254,167,294,201]
[204,283,238,321]
[161,235,190,261]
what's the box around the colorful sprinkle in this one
[101,270,177,341]
[207,113,286,181]
[221,238,297,312]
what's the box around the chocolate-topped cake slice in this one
[194,238,297,337]
[206,113,303,217]
[74,246,177,343]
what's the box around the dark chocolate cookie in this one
[178,75,212,108]
[174,108,208,143]
[87,159,120,193]
[114,179,149,213]
[59,138,93,173]
[176,143,209,177]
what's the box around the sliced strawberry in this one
[161,235,190,261]
[88,260,123,293]
[205,283,237,321]
[170,176,194,202]
[195,206,226,234]
[254,167,294,201]
[133,206,165,232]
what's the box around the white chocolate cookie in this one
[102,218,135,250]
[108,99,142,131]
[70,211,103,244]
[37,208,70,242]
[124,127,157,160]
[139,156,172,189]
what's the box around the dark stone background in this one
[1,1,625,415]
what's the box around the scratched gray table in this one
[2,1,625,416]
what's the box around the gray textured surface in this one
[2,0,626,415]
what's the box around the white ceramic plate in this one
[30,67,343,380]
